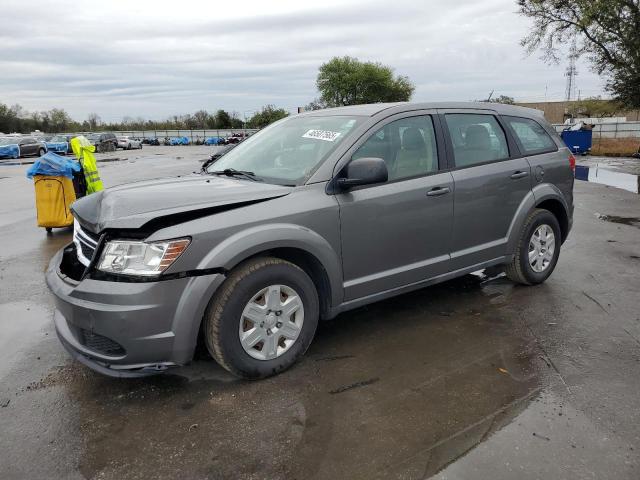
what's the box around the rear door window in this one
[444,114,509,168]
[504,116,557,154]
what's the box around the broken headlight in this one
[97,238,190,276]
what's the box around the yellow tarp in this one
[33,175,76,228]
[70,136,104,194]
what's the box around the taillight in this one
[568,153,576,172]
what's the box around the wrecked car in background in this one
[43,135,71,154]
[0,137,21,159]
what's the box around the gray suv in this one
[46,102,574,379]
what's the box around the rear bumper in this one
[46,248,225,377]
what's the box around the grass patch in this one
[590,137,640,157]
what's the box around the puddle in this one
[39,274,547,479]
[595,213,640,228]
[0,303,51,377]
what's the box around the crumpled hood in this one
[71,174,293,232]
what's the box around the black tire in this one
[506,208,561,285]
[203,257,319,379]
[38,148,46,156]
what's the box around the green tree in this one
[573,96,622,118]
[316,56,415,107]
[488,95,515,105]
[303,98,328,111]
[214,109,232,129]
[518,0,640,108]
[48,108,72,132]
[246,105,289,129]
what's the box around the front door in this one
[336,114,454,301]
[441,111,533,270]
[19,138,36,156]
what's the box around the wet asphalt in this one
[1,146,639,480]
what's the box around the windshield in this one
[0,137,18,145]
[207,115,362,185]
[87,134,100,141]
[50,135,66,142]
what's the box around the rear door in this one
[336,111,454,301]
[502,115,573,207]
[440,110,532,270]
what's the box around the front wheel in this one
[38,148,46,156]
[203,257,319,379]
[506,208,561,285]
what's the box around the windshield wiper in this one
[208,168,262,182]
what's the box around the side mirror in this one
[336,157,388,190]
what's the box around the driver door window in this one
[352,116,438,181]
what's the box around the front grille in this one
[73,221,100,266]
[80,329,126,356]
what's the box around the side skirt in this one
[326,256,510,319]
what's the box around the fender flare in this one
[196,223,343,308]
[505,184,569,255]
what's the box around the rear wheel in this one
[203,257,319,379]
[506,208,561,285]
[38,148,46,156]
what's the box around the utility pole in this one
[565,39,578,102]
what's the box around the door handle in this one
[510,171,529,179]
[426,186,451,197]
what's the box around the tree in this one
[303,98,328,111]
[87,113,101,130]
[517,0,640,108]
[192,110,209,129]
[49,108,71,133]
[246,105,289,129]
[214,109,232,129]
[488,95,515,105]
[477,94,516,104]
[316,56,415,107]
[573,96,622,118]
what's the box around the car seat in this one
[457,124,493,166]
[392,128,431,180]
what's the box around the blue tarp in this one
[0,143,20,159]
[170,136,190,145]
[204,137,225,145]
[45,141,68,154]
[26,151,81,179]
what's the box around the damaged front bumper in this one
[45,246,225,377]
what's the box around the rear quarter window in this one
[504,116,557,155]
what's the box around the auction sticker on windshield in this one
[302,130,341,142]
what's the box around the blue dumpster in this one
[560,130,592,155]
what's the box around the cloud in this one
[1,0,604,121]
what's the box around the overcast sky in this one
[1,0,604,122]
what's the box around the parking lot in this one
[1,145,639,479]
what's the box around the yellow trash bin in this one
[33,175,76,231]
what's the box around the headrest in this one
[402,128,426,151]
[464,125,491,150]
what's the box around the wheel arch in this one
[244,247,333,320]
[535,198,569,243]
[196,223,343,315]
[506,185,570,255]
